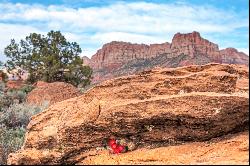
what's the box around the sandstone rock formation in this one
[90,41,171,70]
[170,31,220,61]
[26,81,81,106]
[85,31,249,83]
[8,63,249,165]
[79,131,249,165]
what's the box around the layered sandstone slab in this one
[79,131,249,165]
[8,63,249,165]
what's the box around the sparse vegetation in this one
[0,88,28,112]
[0,125,26,164]
[0,102,48,128]
[0,81,48,164]
[19,85,34,94]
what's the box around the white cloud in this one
[0,1,248,59]
[0,2,247,34]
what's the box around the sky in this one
[0,0,249,62]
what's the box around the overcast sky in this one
[0,0,249,62]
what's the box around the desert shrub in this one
[0,82,5,93]
[0,125,26,165]
[0,82,7,99]
[0,102,49,164]
[0,89,30,111]
[0,95,13,112]
[19,85,34,94]
[0,102,49,128]
[6,90,27,104]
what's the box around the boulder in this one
[8,63,249,164]
[26,82,81,106]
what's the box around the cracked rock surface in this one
[8,63,249,165]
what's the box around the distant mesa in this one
[83,31,249,83]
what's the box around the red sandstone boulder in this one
[26,82,81,106]
[7,63,249,165]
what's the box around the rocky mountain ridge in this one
[83,31,249,83]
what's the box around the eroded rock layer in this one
[79,131,249,165]
[8,63,249,165]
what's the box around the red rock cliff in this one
[84,31,249,83]
[90,41,171,70]
[170,31,220,61]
